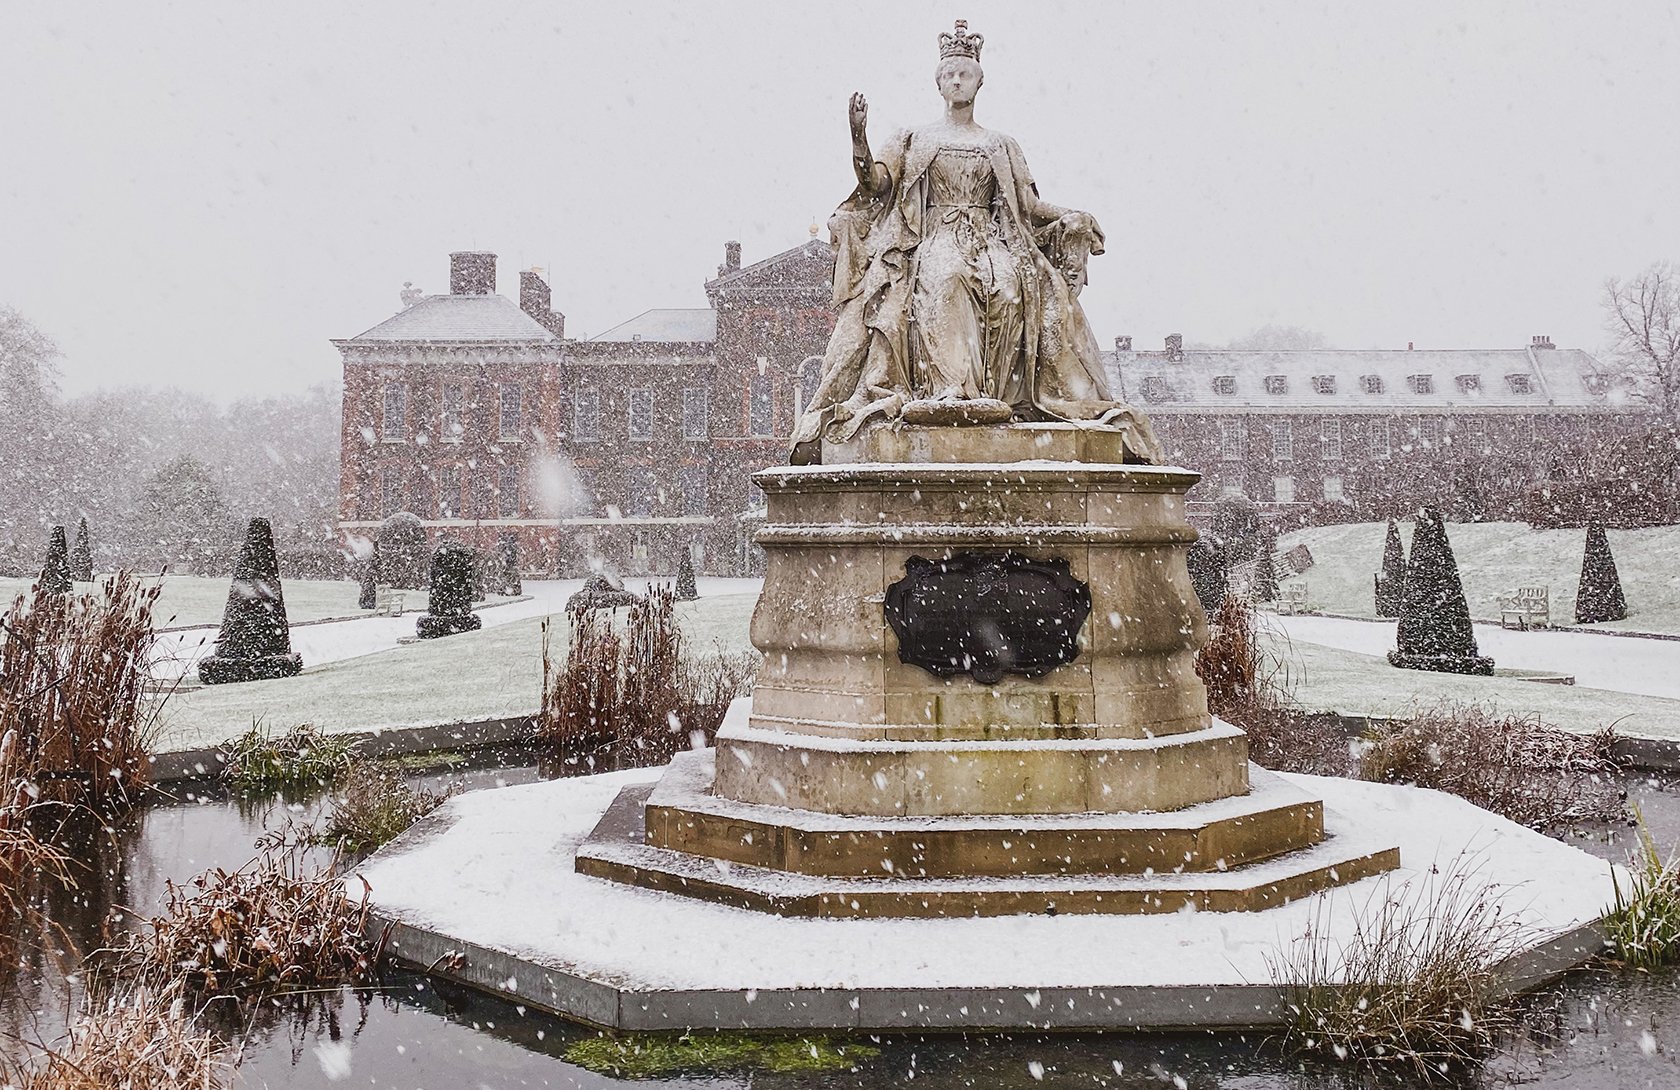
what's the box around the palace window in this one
[499,384,522,439]
[749,377,774,437]
[628,388,653,440]
[1272,420,1293,463]
[1506,373,1534,394]
[1140,375,1170,402]
[1220,419,1244,461]
[683,388,709,439]
[1211,375,1236,396]
[1312,375,1336,395]
[1361,374,1384,394]
[1323,476,1345,503]
[1408,373,1434,394]
[626,466,656,517]
[439,467,461,519]
[1465,418,1489,453]
[497,465,519,518]
[798,356,823,416]
[574,386,600,442]
[381,466,402,514]
[1368,418,1391,456]
[681,465,708,516]
[1321,419,1343,462]
[1455,374,1482,394]
[1273,476,1296,504]
[382,383,407,440]
[1264,374,1287,395]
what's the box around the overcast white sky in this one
[3,1,1678,399]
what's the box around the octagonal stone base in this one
[356,766,1617,1032]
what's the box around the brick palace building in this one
[338,246,1643,576]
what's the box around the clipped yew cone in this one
[199,517,303,684]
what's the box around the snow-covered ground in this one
[1278,614,1680,700]
[0,573,375,629]
[1275,520,1680,636]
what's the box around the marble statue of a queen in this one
[790,20,1162,465]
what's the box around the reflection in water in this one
[1,754,1678,1088]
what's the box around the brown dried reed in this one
[1,980,231,1090]
[0,573,162,814]
[114,826,372,1002]
[0,728,74,920]
[538,586,756,765]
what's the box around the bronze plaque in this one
[884,552,1091,685]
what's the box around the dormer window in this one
[1311,375,1336,395]
[1455,374,1482,394]
[1264,374,1287,395]
[1140,375,1170,402]
[1360,374,1384,394]
[1506,373,1534,394]
[1584,374,1608,394]
[1407,374,1434,394]
[1211,375,1236,396]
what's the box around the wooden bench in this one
[1276,581,1309,615]
[1499,586,1549,630]
[373,588,407,617]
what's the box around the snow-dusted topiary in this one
[1251,524,1279,603]
[1575,521,1628,624]
[498,532,523,596]
[674,551,698,601]
[416,543,482,639]
[198,517,303,684]
[1388,507,1492,675]
[39,525,73,594]
[70,517,94,582]
[1374,518,1405,617]
[1186,537,1227,617]
[357,541,380,611]
[377,512,428,590]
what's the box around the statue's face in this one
[935,57,983,108]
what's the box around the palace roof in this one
[590,308,718,343]
[344,293,557,343]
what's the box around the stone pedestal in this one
[579,423,1398,916]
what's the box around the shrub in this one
[1389,506,1492,675]
[674,551,698,602]
[1271,861,1527,1076]
[377,512,428,589]
[1375,518,1405,617]
[1185,537,1227,617]
[1605,806,1680,968]
[564,1033,878,1078]
[197,517,303,685]
[416,542,482,639]
[70,517,94,582]
[537,586,756,765]
[319,760,451,853]
[1575,521,1628,624]
[39,525,73,595]
[0,572,162,813]
[220,722,354,791]
[3,980,231,1089]
[1358,705,1625,832]
[114,826,372,1001]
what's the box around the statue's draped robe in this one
[790,125,1162,464]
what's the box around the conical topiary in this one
[498,532,523,596]
[417,542,483,639]
[674,551,698,601]
[70,517,94,582]
[357,540,380,611]
[1575,521,1628,624]
[1387,506,1492,675]
[39,525,73,594]
[1186,536,1227,617]
[1374,518,1405,617]
[1251,524,1279,603]
[198,517,304,684]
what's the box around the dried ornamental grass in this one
[115,828,372,1001]
[1270,861,1528,1078]
[3,981,230,1090]
[0,574,161,813]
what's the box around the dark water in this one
[4,755,1680,1089]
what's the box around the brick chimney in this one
[1114,335,1133,352]
[1165,333,1184,362]
[718,240,742,278]
[1531,334,1555,350]
[520,268,566,339]
[449,251,496,295]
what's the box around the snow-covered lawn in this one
[150,590,759,753]
[0,573,368,629]
[1275,520,1680,636]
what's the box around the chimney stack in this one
[1114,335,1133,352]
[1165,333,1183,362]
[1407,341,1414,351]
[520,268,566,339]
[720,240,742,277]
[1531,334,1555,350]
[449,251,497,295]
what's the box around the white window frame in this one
[382,383,408,440]
[683,388,709,440]
[1368,418,1391,456]
[498,384,522,440]
[1321,419,1343,462]
[440,382,464,442]
[749,377,774,438]
[574,386,600,442]
[439,467,461,519]
[1273,420,1293,463]
[628,387,654,440]
[1220,419,1244,462]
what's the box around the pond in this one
[3,752,1679,1089]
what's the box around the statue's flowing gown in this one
[790,124,1161,464]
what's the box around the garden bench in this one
[373,589,407,617]
[1276,581,1309,615]
[1498,586,1549,630]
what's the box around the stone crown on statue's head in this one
[938,19,984,62]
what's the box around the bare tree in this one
[1603,261,1680,419]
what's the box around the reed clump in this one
[2,980,231,1090]
[537,586,756,765]
[113,827,371,1001]
[318,759,451,854]
[1605,805,1680,968]
[1358,706,1625,832]
[0,728,73,920]
[1271,862,1527,1077]
[0,573,162,814]
[220,722,355,791]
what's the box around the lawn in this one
[0,573,367,629]
[150,593,760,753]
[1275,520,1680,635]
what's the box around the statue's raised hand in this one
[848,92,869,146]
